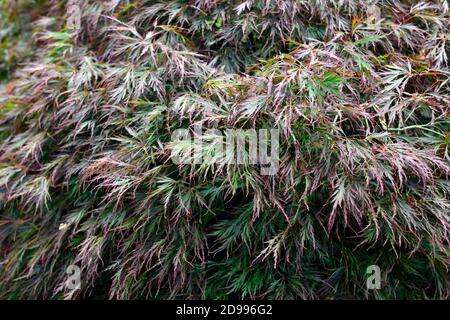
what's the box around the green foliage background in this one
[0,0,449,299]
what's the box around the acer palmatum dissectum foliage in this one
[0,0,449,299]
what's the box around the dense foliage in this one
[0,0,449,299]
